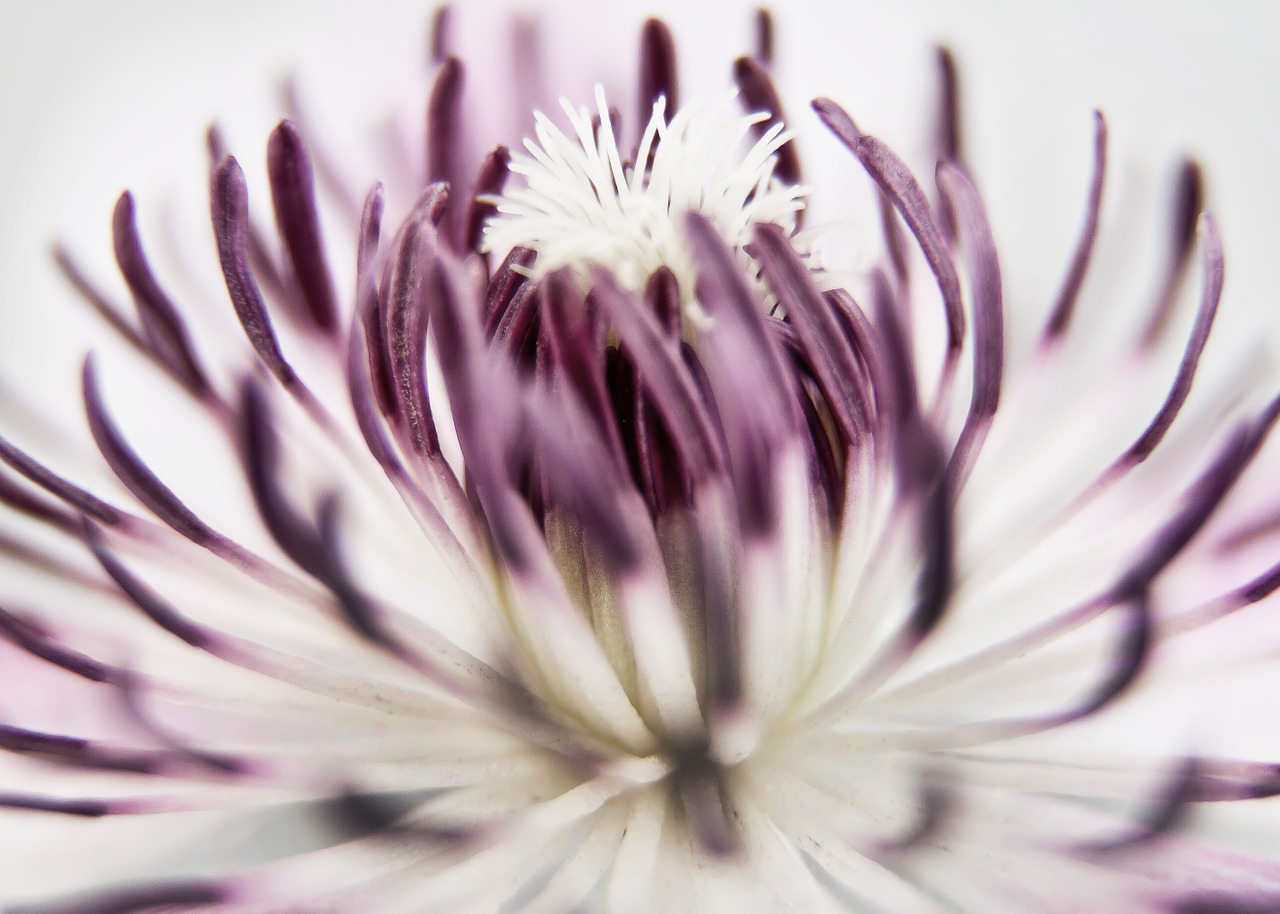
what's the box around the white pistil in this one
[482,85,808,320]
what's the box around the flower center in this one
[482,87,808,319]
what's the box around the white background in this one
[0,0,1277,870]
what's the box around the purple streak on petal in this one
[238,382,332,583]
[0,435,121,526]
[1060,592,1152,724]
[314,492,397,647]
[8,881,225,914]
[0,467,78,532]
[754,222,870,444]
[673,753,739,856]
[1115,396,1280,599]
[0,606,113,683]
[84,523,212,650]
[0,724,162,775]
[0,530,108,592]
[1078,757,1200,854]
[1238,560,1280,605]
[53,245,147,352]
[1043,111,1108,341]
[694,504,742,713]
[211,156,297,386]
[0,726,149,775]
[82,356,212,545]
[884,776,953,853]
[1182,759,1280,802]
[733,55,800,185]
[1142,158,1205,348]
[0,794,113,817]
[110,193,212,398]
[429,4,452,64]
[1123,214,1224,465]
[463,144,510,255]
[813,97,965,357]
[639,18,679,121]
[754,8,774,63]
[911,463,954,640]
[267,120,339,335]
[1175,898,1280,914]
[116,672,246,776]
[594,271,726,482]
[54,246,203,397]
[325,789,470,846]
[937,163,1003,493]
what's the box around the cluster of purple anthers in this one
[2,8,1280,913]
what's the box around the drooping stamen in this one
[1043,111,1108,341]
[206,126,293,314]
[1120,213,1224,466]
[111,192,213,398]
[0,467,78,533]
[85,521,213,651]
[937,162,1004,494]
[267,120,340,334]
[1141,158,1205,348]
[0,606,114,683]
[82,355,213,546]
[53,245,151,361]
[813,98,965,359]
[884,400,1280,707]
[0,435,122,527]
[211,157,297,386]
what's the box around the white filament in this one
[482,86,808,308]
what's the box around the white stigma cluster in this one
[482,86,808,308]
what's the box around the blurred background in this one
[1,0,1276,374]
[0,0,1277,867]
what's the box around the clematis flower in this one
[2,4,1279,913]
